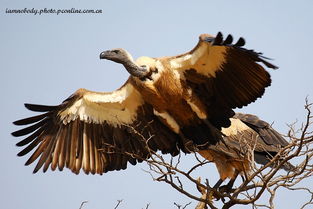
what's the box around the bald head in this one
[100,48,134,64]
[100,48,150,79]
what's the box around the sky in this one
[1,0,313,209]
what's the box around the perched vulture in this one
[12,32,277,175]
[199,113,294,190]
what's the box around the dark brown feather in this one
[13,113,50,125]
[65,123,73,168]
[234,113,289,147]
[57,125,68,171]
[89,124,96,174]
[82,123,90,174]
[69,120,79,169]
[16,125,47,147]
[24,136,49,165]
[24,103,58,112]
[223,34,233,45]
[17,131,44,157]
[51,127,65,171]
[33,134,56,173]
[12,119,48,137]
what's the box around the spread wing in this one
[233,113,294,170]
[219,115,285,157]
[209,113,293,170]
[167,32,277,129]
[233,113,288,147]
[12,81,181,174]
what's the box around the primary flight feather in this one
[12,32,277,174]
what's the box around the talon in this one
[208,188,220,201]
[219,185,232,194]
[208,190,214,203]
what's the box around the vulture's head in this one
[100,48,151,79]
[100,48,133,64]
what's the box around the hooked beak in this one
[99,50,111,60]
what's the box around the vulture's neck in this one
[123,60,149,79]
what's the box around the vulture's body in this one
[12,32,285,177]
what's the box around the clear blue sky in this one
[1,1,313,209]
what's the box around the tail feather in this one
[255,152,296,172]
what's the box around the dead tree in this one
[142,99,313,209]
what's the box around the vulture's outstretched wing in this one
[12,81,181,174]
[233,113,288,147]
[199,113,293,183]
[219,115,286,157]
[207,113,293,171]
[233,113,294,170]
[166,32,277,128]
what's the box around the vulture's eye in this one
[140,65,149,71]
[112,50,119,54]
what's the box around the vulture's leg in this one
[219,170,239,194]
[209,171,239,201]
[213,179,224,189]
[207,179,225,202]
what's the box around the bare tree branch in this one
[101,99,313,208]
[114,199,123,209]
[142,99,313,209]
[79,201,88,209]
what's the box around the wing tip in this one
[13,120,22,126]
[17,150,25,157]
[260,57,279,70]
[200,32,247,47]
[199,31,278,70]
[11,130,20,137]
[24,103,57,112]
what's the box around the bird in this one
[12,32,278,175]
[198,113,294,192]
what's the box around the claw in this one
[219,185,232,194]
[208,188,221,201]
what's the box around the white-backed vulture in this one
[12,32,278,174]
[199,113,294,191]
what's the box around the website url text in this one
[5,8,103,15]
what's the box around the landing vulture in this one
[199,113,293,190]
[12,32,277,174]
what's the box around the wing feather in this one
[51,127,64,171]
[74,127,83,174]
[82,123,90,174]
[57,125,68,171]
[69,120,78,169]
[210,114,289,162]
[13,113,50,125]
[42,134,56,172]
[12,81,181,174]
[25,103,58,112]
[16,125,46,147]
[23,135,48,165]
[167,32,276,129]
[234,113,289,147]
[12,119,48,137]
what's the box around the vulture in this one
[12,32,278,175]
[199,113,294,191]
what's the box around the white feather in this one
[153,109,180,133]
[221,118,250,136]
[58,83,144,127]
[170,42,227,78]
